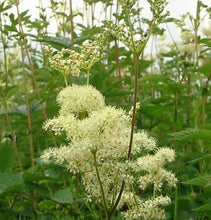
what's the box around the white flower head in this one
[57,84,105,117]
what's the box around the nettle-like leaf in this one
[0,101,43,116]
[193,204,211,212]
[34,36,71,50]
[183,175,211,187]
[0,172,25,195]
[50,188,74,204]
[5,85,20,99]
[169,128,211,142]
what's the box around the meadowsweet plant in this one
[103,0,169,55]
[41,0,177,219]
[41,82,177,219]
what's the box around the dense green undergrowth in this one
[0,0,211,219]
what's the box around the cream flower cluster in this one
[57,84,105,117]
[47,47,82,76]
[46,32,107,77]
[120,195,171,219]
[41,84,177,219]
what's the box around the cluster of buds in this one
[47,47,82,77]
[118,0,136,10]
[147,0,170,25]
[103,20,148,54]
[45,31,108,80]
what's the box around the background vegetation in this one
[0,0,210,219]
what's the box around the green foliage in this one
[0,0,210,219]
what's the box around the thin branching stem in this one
[3,99,23,171]
[115,40,123,88]
[87,68,90,85]
[0,7,23,171]
[0,11,8,88]
[93,152,108,214]
[128,54,139,159]
[15,0,58,149]
[15,0,34,167]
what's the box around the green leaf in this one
[23,165,45,182]
[0,141,15,172]
[34,68,54,82]
[34,36,71,50]
[0,2,12,12]
[198,62,211,77]
[0,101,43,116]
[5,86,20,99]
[169,128,211,142]
[193,204,211,212]
[187,154,211,164]
[50,188,74,204]
[183,175,211,187]
[38,200,55,211]
[9,13,17,26]
[0,172,25,195]
[20,10,30,20]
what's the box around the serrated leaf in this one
[6,86,20,99]
[9,13,17,25]
[0,101,43,116]
[34,68,54,82]
[23,165,45,182]
[183,175,211,187]
[0,172,24,195]
[20,9,29,19]
[169,128,211,142]
[193,204,211,212]
[34,36,71,50]
[188,154,211,164]
[0,2,12,12]
[44,167,61,179]
[50,188,73,204]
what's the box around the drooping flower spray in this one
[41,1,177,219]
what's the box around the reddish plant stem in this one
[15,0,57,149]
[69,0,74,49]
[108,54,139,219]
[15,0,34,167]
[0,6,23,171]
[4,101,23,171]
[127,54,139,159]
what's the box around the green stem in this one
[93,152,108,214]
[174,184,178,220]
[0,5,23,171]
[114,40,123,89]
[127,54,139,159]
[64,75,68,87]
[125,8,136,53]
[3,98,23,171]
[75,173,79,211]
[15,0,58,152]
[87,68,90,85]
